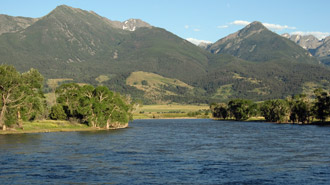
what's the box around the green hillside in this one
[1,5,330,103]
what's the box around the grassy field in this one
[126,71,195,104]
[0,120,103,135]
[133,104,210,119]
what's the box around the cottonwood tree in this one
[260,99,288,123]
[210,103,228,119]
[54,83,133,128]
[0,65,44,130]
[287,94,313,124]
[228,99,255,121]
[55,83,81,118]
[313,89,330,122]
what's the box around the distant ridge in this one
[207,21,317,63]
[282,33,330,65]
[0,5,329,103]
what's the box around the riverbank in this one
[0,120,129,135]
[133,104,210,119]
[213,117,330,126]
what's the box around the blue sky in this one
[1,0,329,44]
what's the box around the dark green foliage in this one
[228,99,255,121]
[0,65,45,129]
[55,83,81,117]
[55,83,133,128]
[287,94,313,124]
[210,103,228,119]
[141,80,148,86]
[313,89,330,122]
[50,104,67,120]
[260,99,289,123]
[211,89,330,123]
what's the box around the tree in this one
[287,94,313,124]
[260,99,289,123]
[19,69,45,121]
[313,89,330,122]
[50,104,67,120]
[210,103,228,119]
[228,99,254,121]
[0,65,44,130]
[55,83,81,118]
[54,83,133,128]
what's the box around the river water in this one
[0,119,329,184]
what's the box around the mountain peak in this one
[239,21,267,36]
[207,20,316,63]
[51,5,82,13]
[250,21,263,26]
[122,19,151,31]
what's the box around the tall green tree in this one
[228,99,254,121]
[54,83,133,128]
[50,104,67,120]
[0,65,44,130]
[55,83,81,118]
[260,99,289,123]
[313,89,330,122]
[210,103,228,119]
[287,94,313,124]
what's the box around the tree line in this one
[210,90,330,124]
[0,65,133,131]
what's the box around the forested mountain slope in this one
[1,5,329,103]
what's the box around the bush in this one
[50,104,67,120]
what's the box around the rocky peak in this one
[121,19,151,31]
[237,21,267,37]
[283,33,322,50]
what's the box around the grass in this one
[126,71,195,103]
[212,84,233,100]
[0,120,103,135]
[137,104,209,113]
[127,71,193,89]
[133,104,210,119]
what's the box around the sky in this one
[1,0,330,45]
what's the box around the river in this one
[0,119,329,184]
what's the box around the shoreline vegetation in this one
[0,65,132,133]
[2,116,329,135]
[1,65,330,135]
[0,120,129,135]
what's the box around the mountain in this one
[0,14,38,35]
[282,33,330,65]
[203,21,330,100]
[0,5,330,103]
[281,33,321,50]
[0,5,209,82]
[314,37,330,65]
[198,42,212,49]
[207,21,316,63]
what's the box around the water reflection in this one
[0,134,42,149]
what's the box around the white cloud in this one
[291,31,330,40]
[230,20,250,26]
[193,28,200,32]
[184,25,189,29]
[263,22,296,30]
[229,20,296,30]
[217,25,228,29]
[186,38,212,45]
